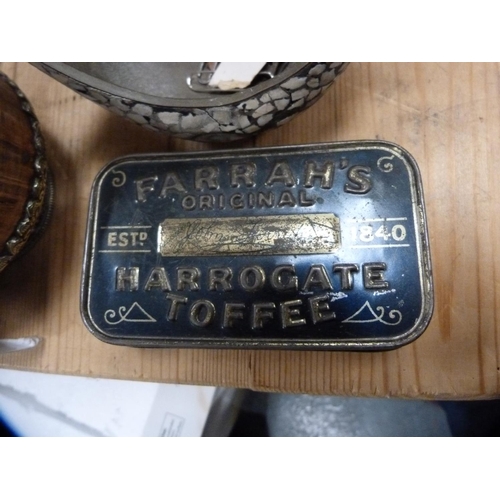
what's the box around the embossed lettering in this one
[199,195,214,210]
[223,302,245,328]
[257,191,274,208]
[166,293,188,321]
[181,195,196,210]
[230,193,244,209]
[144,267,171,291]
[116,267,139,291]
[159,172,187,196]
[209,268,233,291]
[252,302,276,329]
[189,300,215,327]
[277,191,296,207]
[280,299,306,328]
[195,167,219,190]
[298,190,316,206]
[333,263,359,290]
[309,294,335,324]
[270,265,298,292]
[231,163,256,187]
[239,266,265,292]
[135,176,158,202]
[302,265,333,291]
[248,192,255,208]
[265,162,296,186]
[304,161,334,188]
[363,262,389,289]
[177,267,200,291]
[345,166,372,194]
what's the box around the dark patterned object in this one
[33,63,348,142]
[0,72,51,273]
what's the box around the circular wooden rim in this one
[0,72,49,273]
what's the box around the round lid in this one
[0,72,49,272]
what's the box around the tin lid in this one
[81,141,433,350]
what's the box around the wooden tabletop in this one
[1,62,499,399]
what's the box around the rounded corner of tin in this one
[91,155,135,192]
[80,303,126,347]
[376,140,422,175]
[79,303,103,342]
[386,295,434,351]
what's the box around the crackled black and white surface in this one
[34,63,348,142]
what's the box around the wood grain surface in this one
[0,62,499,399]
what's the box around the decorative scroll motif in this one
[377,155,395,173]
[34,63,349,142]
[342,301,402,326]
[104,302,157,325]
[111,170,126,187]
[0,72,50,273]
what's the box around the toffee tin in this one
[81,141,433,350]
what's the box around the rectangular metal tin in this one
[81,141,433,350]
